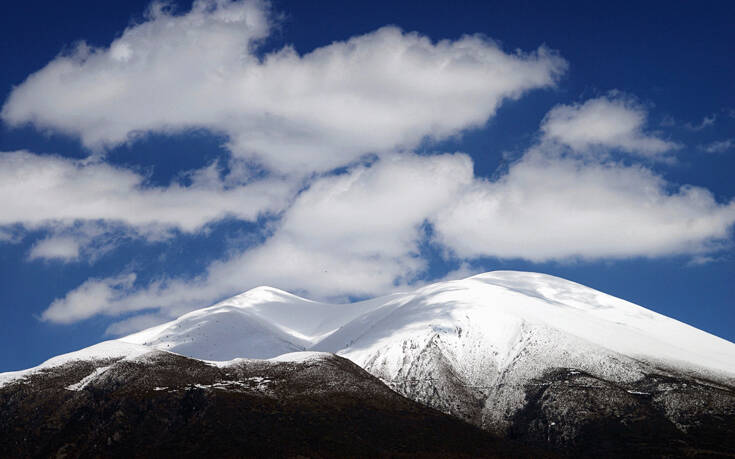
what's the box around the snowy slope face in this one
[317,272,735,433]
[323,272,735,382]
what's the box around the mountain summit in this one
[118,271,733,376]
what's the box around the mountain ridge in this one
[5,270,734,387]
[123,270,735,379]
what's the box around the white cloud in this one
[0,0,566,270]
[659,115,676,127]
[0,227,22,243]
[43,142,735,326]
[43,273,137,324]
[26,222,136,263]
[433,149,735,261]
[687,255,717,266]
[4,1,729,329]
[700,139,734,154]
[541,95,678,159]
[1,0,566,175]
[28,236,81,262]
[40,153,475,322]
[199,152,474,298]
[0,151,293,245]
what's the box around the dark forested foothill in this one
[0,352,548,458]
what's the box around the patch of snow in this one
[66,365,111,391]
[269,351,333,363]
[204,357,254,368]
[187,378,272,392]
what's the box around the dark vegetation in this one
[0,352,548,458]
[509,367,735,457]
[4,350,734,458]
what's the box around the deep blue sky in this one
[1,0,734,371]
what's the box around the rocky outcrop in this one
[376,334,735,457]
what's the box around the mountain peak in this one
[114,270,735,380]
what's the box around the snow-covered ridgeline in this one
[3,271,735,390]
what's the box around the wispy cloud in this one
[0,226,23,244]
[685,114,717,131]
[27,222,134,263]
[700,139,734,154]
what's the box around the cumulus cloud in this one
[0,151,293,246]
[44,142,735,326]
[40,153,475,323]
[199,152,474,297]
[43,273,137,323]
[2,0,566,175]
[433,150,735,261]
[1,0,566,270]
[5,2,731,330]
[541,95,678,159]
[0,150,293,262]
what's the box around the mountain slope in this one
[319,271,734,379]
[312,272,735,437]
[1,349,539,458]
[119,270,735,454]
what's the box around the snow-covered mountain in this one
[4,271,735,454]
[116,271,734,377]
